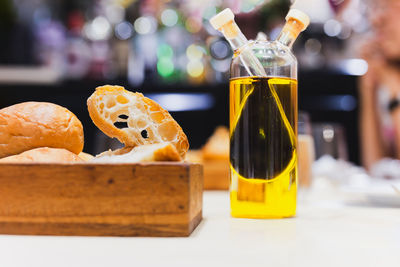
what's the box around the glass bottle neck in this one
[220,21,248,51]
[227,31,247,51]
[276,18,303,49]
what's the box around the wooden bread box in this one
[0,162,203,237]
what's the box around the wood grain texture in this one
[203,160,229,190]
[0,162,203,237]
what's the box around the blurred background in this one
[0,0,370,164]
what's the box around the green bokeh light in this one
[157,44,173,59]
[157,58,174,77]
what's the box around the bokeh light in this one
[105,3,125,24]
[85,16,111,41]
[187,60,204,78]
[157,58,174,77]
[185,17,202,33]
[157,44,173,59]
[134,16,157,34]
[324,19,342,37]
[186,44,203,61]
[211,58,230,72]
[305,38,322,55]
[115,21,133,40]
[339,59,368,76]
[202,6,217,20]
[210,39,231,60]
[338,24,352,40]
[161,9,178,27]
[240,0,264,13]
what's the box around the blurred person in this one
[359,0,400,170]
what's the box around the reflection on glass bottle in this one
[210,8,309,218]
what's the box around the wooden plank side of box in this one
[0,163,203,237]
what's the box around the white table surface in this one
[0,183,399,267]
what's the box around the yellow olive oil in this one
[229,76,297,218]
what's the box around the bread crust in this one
[0,147,83,163]
[78,152,94,161]
[152,143,181,161]
[87,85,189,157]
[0,102,84,158]
[92,142,182,163]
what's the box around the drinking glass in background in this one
[312,123,348,161]
[298,112,316,187]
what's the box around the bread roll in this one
[92,142,181,163]
[87,85,189,158]
[0,147,83,163]
[0,102,84,158]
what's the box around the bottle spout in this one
[209,8,235,36]
[285,9,310,32]
[210,8,267,77]
[210,8,247,51]
[277,9,310,48]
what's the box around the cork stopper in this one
[276,8,310,48]
[285,9,310,32]
[209,8,239,39]
[210,8,234,30]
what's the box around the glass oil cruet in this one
[210,8,309,218]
